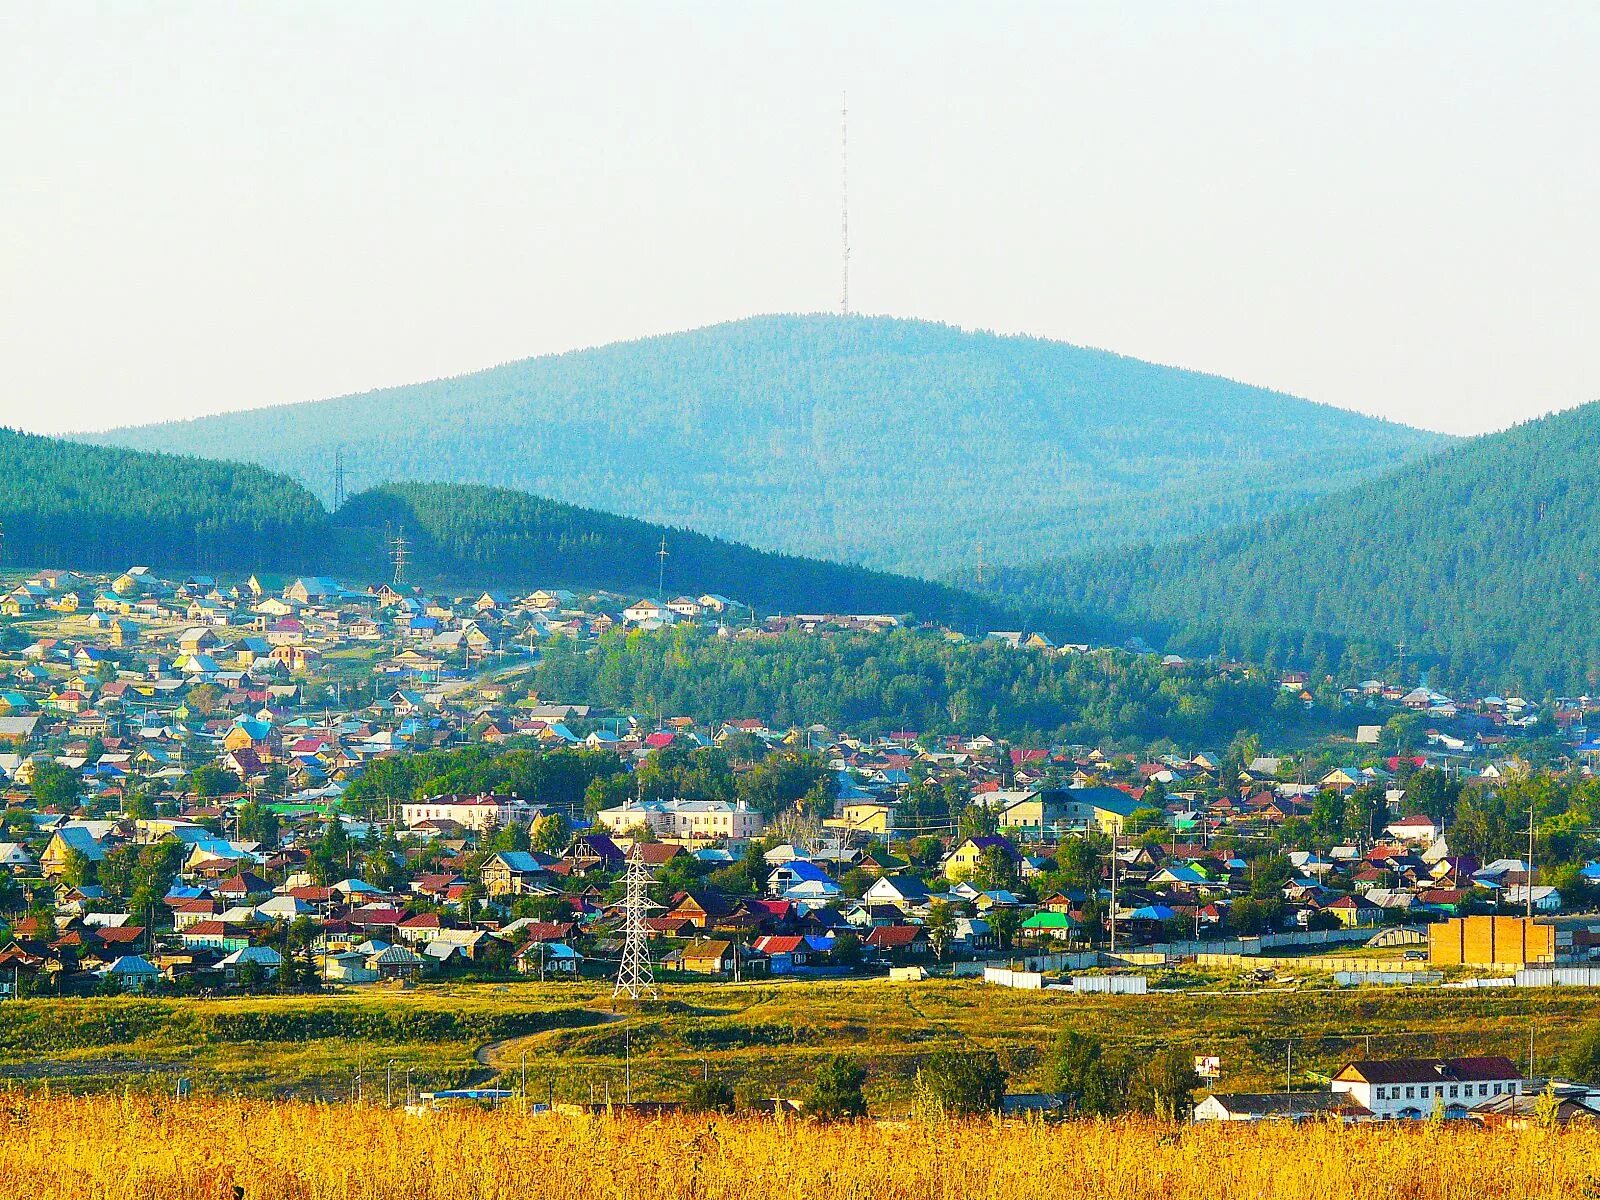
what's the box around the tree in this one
[187,763,240,799]
[529,812,570,855]
[1044,1030,1124,1116]
[1128,1047,1198,1121]
[805,1055,867,1120]
[987,906,1022,952]
[237,800,280,848]
[1248,853,1293,900]
[1562,1022,1600,1084]
[913,1049,1006,1120]
[683,1077,737,1113]
[60,846,95,888]
[973,844,1019,893]
[30,762,82,810]
[186,683,223,716]
[925,900,957,961]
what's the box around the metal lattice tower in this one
[333,446,346,511]
[613,851,658,1001]
[390,528,410,586]
[656,537,669,597]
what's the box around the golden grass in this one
[2,1094,1597,1200]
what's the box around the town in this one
[2,564,1600,1122]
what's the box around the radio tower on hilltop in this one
[840,93,850,315]
[657,537,669,597]
[333,446,346,511]
[613,850,659,1001]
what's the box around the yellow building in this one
[824,801,896,837]
[1428,915,1556,967]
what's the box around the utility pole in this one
[656,538,668,598]
[1527,805,1536,921]
[1109,827,1119,953]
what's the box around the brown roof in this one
[1334,1056,1521,1085]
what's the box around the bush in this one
[805,1055,867,1121]
[683,1077,736,1113]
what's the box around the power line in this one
[390,527,410,586]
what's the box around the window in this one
[1405,1087,1415,1099]
[1374,1087,1387,1100]
[1448,1085,1458,1098]
[1479,1084,1488,1096]
[1493,1083,1503,1095]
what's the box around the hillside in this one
[999,400,1600,692]
[83,315,1446,576]
[0,427,328,573]
[0,429,1006,625]
[331,482,1010,626]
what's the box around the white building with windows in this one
[1331,1057,1523,1119]
[399,793,544,833]
[595,798,766,843]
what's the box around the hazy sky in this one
[3,3,1598,437]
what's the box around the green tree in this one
[30,762,82,810]
[530,812,570,855]
[913,1049,1006,1119]
[59,846,95,888]
[187,763,240,798]
[925,900,957,961]
[1127,1047,1198,1121]
[1044,1030,1124,1116]
[683,1077,737,1113]
[804,1055,868,1120]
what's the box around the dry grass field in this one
[4,1093,1599,1200]
[0,977,1596,1107]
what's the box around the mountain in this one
[83,314,1447,576]
[999,400,1600,692]
[0,428,1008,626]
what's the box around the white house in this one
[1330,1057,1522,1120]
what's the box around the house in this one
[863,924,930,961]
[1194,1092,1373,1123]
[862,874,933,912]
[102,955,161,992]
[660,938,758,978]
[1331,1057,1523,1120]
[42,827,108,877]
[481,851,549,897]
[944,835,1019,883]
[766,860,840,899]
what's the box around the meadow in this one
[4,1093,1599,1200]
[0,977,1596,1107]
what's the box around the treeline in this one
[531,626,1333,747]
[88,314,1443,576]
[0,428,326,573]
[14,428,1011,626]
[1000,398,1600,693]
[332,482,1014,629]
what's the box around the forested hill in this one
[998,399,1600,693]
[85,314,1445,576]
[0,427,328,573]
[331,483,1013,627]
[0,429,1014,626]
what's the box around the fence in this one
[982,967,1044,990]
[1332,971,1443,987]
[1063,974,1149,995]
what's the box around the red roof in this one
[864,925,924,948]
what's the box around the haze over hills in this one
[998,399,1600,693]
[85,315,1448,577]
[0,428,1009,626]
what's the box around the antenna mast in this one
[613,850,659,1001]
[840,93,850,315]
[657,537,669,597]
[333,446,346,511]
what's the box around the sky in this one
[2,3,1598,438]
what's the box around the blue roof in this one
[776,861,832,884]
